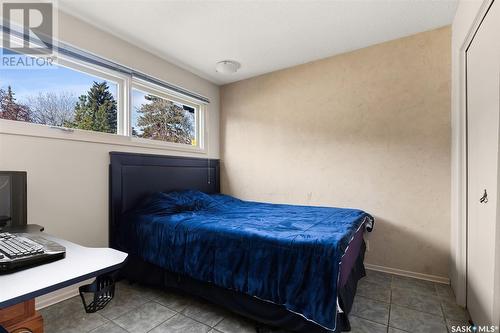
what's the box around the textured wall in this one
[221,26,451,278]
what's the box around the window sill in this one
[0,119,207,154]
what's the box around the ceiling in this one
[58,0,458,85]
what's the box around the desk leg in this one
[0,300,43,333]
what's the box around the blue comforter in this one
[120,190,373,331]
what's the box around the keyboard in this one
[0,232,66,273]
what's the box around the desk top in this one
[0,225,128,308]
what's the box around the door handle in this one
[480,189,488,203]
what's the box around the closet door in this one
[466,0,500,326]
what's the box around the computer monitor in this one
[0,171,27,228]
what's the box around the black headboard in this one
[109,152,220,249]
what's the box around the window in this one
[131,85,198,146]
[0,56,121,135]
[0,44,207,152]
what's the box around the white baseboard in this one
[35,279,93,310]
[365,263,450,285]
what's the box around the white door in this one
[466,0,500,326]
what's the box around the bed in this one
[109,152,374,332]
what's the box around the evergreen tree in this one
[67,81,117,133]
[0,86,31,122]
[136,94,193,144]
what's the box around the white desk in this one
[0,225,128,309]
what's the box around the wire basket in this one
[79,275,115,313]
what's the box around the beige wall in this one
[221,26,451,278]
[0,11,220,247]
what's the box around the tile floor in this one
[40,270,471,333]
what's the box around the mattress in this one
[118,190,373,331]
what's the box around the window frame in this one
[0,38,208,154]
[130,79,204,151]
[55,56,128,136]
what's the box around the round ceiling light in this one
[215,60,241,74]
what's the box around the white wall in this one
[450,0,488,306]
[0,11,220,246]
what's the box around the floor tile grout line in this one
[143,310,178,333]
[387,274,450,333]
[107,299,164,325]
[104,285,223,332]
[440,296,450,330]
[387,279,392,331]
[47,277,465,333]
[357,292,392,303]
[180,309,225,329]
[356,273,455,332]
[350,314,389,328]
[434,280,459,330]
[358,289,443,316]
[355,300,447,329]
[389,299,447,318]
[390,284,440,296]
[85,317,114,333]
[354,294,392,305]
[109,298,180,333]
[159,300,238,332]
[212,316,225,328]
[99,296,153,322]
[387,325,412,333]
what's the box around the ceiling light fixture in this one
[215,60,241,74]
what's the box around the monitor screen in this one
[0,171,27,228]
[0,175,11,222]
